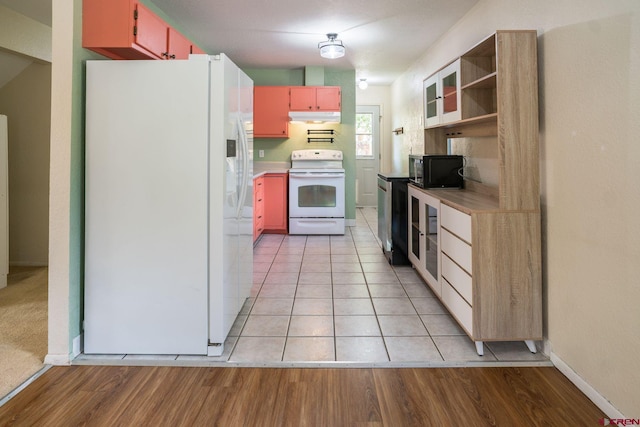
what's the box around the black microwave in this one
[409,155,464,189]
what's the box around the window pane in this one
[356,134,373,157]
[356,113,372,134]
[356,112,374,158]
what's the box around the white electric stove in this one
[289,149,345,235]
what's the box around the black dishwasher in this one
[377,173,410,265]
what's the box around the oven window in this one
[297,185,337,208]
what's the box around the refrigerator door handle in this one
[235,115,249,219]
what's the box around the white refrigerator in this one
[84,54,253,356]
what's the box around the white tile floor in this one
[225,207,548,364]
[75,207,549,367]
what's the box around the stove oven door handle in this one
[289,172,345,178]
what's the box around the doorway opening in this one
[355,106,380,207]
[0,54,51,400]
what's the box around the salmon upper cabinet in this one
[289,86,341,111]
[166,28,192,59]
[191,45,207,55]
[254,86,290,138]
[83,0,193,60]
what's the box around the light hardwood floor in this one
[0,366,604,426]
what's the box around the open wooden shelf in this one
[462,72,497,90]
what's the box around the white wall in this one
[0,115,7,288]
[0,5,51,62]
[0,7,52,266]
[0,62,51,266]
[391,0,640,416]
[356,85,394,173]
[46,0,74,364]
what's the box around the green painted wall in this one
[244,68,357,221]
[70,0,103,348]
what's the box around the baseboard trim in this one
[72,334,83,359]
[9,262,48,267]
[44,353,71,365]
[550,351,624,419]
[345,219,356,227]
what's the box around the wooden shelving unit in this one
[415,30,542,355]
[424,30,540,211]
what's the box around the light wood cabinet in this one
[83,0,194,60]
[425,31,539,211]
[412,31,541,355]
[289,86,341,111]
[263,173,288,234]
[254,86,290,138]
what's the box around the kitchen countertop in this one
[253,161,291,178]
[378,171,410,180]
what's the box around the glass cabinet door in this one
[439,59,461,124]
[423,59,461,127]
[423,74,439,127]
[410,195,420,259]
[424,202,438,280]
[407,187,441,296]
[441,70,458,115]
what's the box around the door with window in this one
[355,105,380,206]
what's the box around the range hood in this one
[289,111,341,123]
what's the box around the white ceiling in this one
[153,0,479,85]
[0,0,51,26]
[0,0,480,85]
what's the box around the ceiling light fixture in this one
[318,33,345,59]
[358,79,368,90]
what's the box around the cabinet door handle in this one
[161,52,169,58]
[169,54,176,59]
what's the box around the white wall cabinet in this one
[423,59,461,127]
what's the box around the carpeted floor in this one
[0,266,48,400]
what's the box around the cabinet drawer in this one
[442,254,472,305]
[441,204,471,243]
[254,188,264,205]
[441,228,472,274]
[442,279,473,336]
[254,177,264,192]
[254,200,264,217]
